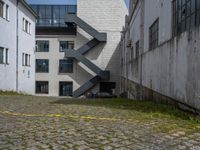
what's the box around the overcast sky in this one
[27,0,129,8]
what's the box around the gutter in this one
[19,0,38,18]
[16,0,19,92]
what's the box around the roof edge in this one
[19,0,38,18]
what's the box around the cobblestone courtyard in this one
[0,96,200,150]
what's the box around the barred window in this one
[149,19,159,50]
[36,81,49,94]
[173,0,200,36]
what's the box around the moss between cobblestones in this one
[0,91,30,96]
[55,98,200,133]
[0,96,200,134]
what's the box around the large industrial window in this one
[59,41,74,52]
[149,19,159,50]
[36,40,49,52]
[0,47,3,64]
[36,59,49,73]
[59,82,73,96]
[59,58,73,73]
[31,5,77,27]
[172,0,200,36]
[0,1,3,18]
[36,81,49,94]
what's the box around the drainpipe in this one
[16,0,19,92]
[139,0,145,99]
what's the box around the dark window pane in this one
[36,59,49,73]
[59,82,73,96]
[60,41,68,52]
[60,6,66,19]
[38,6,46,19]
[0,1,4,18]
[30,5,77,27]
[59,41,74,52]
[59,58,73,73]
[36,81,49,94]
[149,19,159,50]
[46,6,52,19]
[68,5,76,14]
[191,0,195,13]
[0,47,3,64]
[36,40,49,52]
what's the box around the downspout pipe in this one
[16,0,19,92]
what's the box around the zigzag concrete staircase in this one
[64,14,110,97]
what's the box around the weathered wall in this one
[0,0,17,91]
[120,0,200,111]
[141,30,200,110]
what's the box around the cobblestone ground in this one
[0,96,200,150]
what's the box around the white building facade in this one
[0,0,36,94]
[120,0,200,111]
[31,0,127,97]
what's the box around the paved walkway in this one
[0,96,200,150]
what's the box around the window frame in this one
[59,41,74,52]
[59,58,73,73]
[149,18,159,50]
[36,40,49,52]
[0,47,4,64]
[59,81,73,96]
[172,0,200,36]
[35,81,49,94]
[36,59,49,73]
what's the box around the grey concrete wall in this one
[120,0,200,110]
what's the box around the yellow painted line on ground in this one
[0,110,121,122]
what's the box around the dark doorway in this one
[100,82,116,95]
[59,82,73,96]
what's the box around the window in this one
[22,53,30,66]
[135,41,139,58]
[30,5,77,27]
[36,81,49,94]
[36,40,49,52]
[59,58,73,73]
[172,0,200,36]
[5,4,8,20]
[59,41,74,52]
[25,54,28,66]
[149,19,159,50]
[0,47,3,64]
[5,48,8,64]
[0,1,4,18]
[59,82,73,96]
[23,18,31,34]
[67,5,77,14]
[36,59,49,73]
